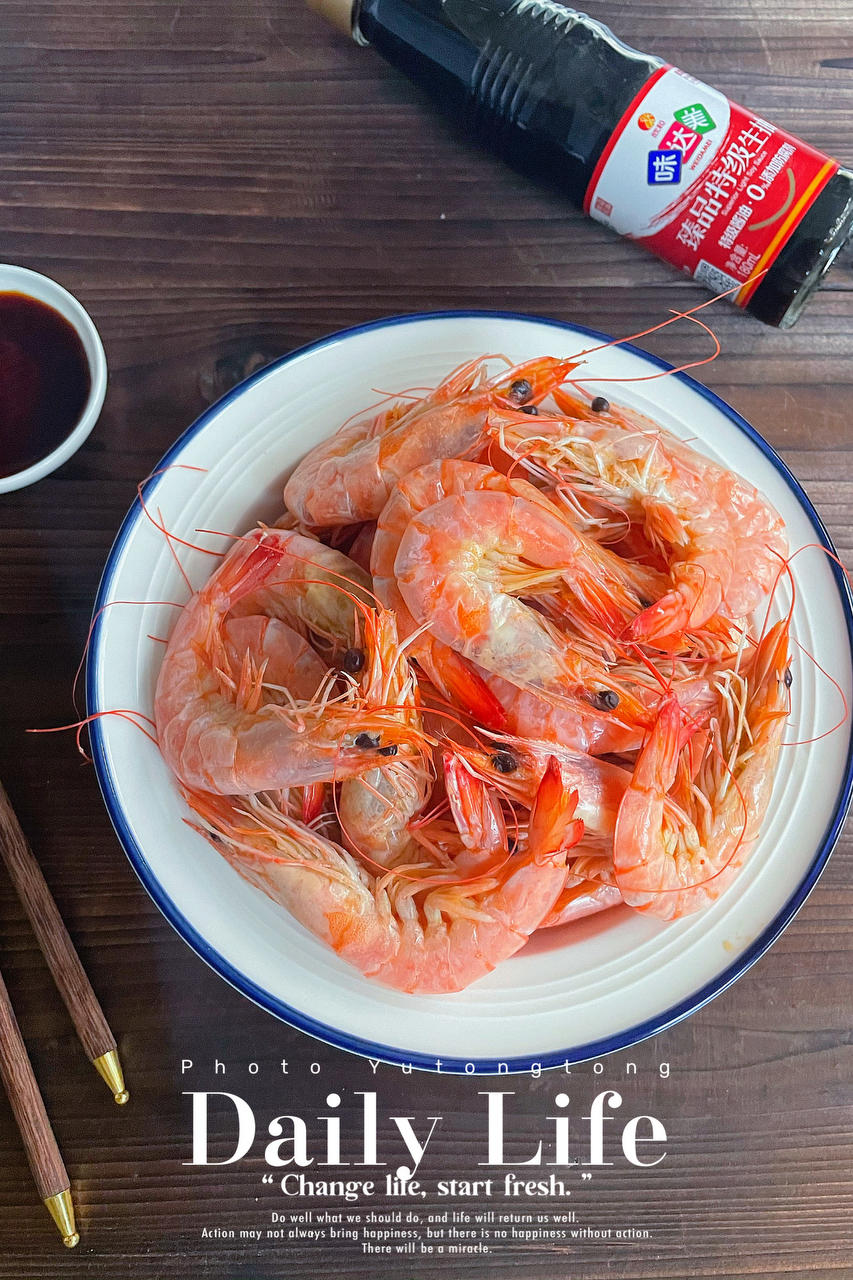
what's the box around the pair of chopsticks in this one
[0,780,128,1247]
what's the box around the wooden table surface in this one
[1,2,851,1276]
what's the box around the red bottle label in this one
[584,67,837,306]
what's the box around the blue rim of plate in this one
[87,309,853,1073]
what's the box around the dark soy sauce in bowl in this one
[0,292,91,480]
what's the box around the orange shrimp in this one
[373,458,663,684]
[222,616,327,703]
[483,669,716,757]
[229,528,374,650]
[540,878,623,929]
[283,355,579,527]
[441,751,620,929]
[393,486,680,723]
[221,614,334,827]
[186,758,584,994]
[337,624,433,866]
[371,459,515,726]
[613,620,791,920]
[489,394,788,645]
[339,758,433,867]
[440,750,509,877]
[155,531,422,794]
[447,738,631,841]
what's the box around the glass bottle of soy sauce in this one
[308,0,853,327]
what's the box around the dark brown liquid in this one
[0,292,91,479]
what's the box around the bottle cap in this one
[306,0,355,37]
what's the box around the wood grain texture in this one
[0,966,69,1200]
[0,780,117,1063]
[0,1,851,1276]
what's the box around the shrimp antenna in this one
[572,275,765,363]
[28,708,159,763]
[566,309,722,389]
[136,464,226,559]
[764,542,851,747]
[71,598,185,719]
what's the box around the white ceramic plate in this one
[88,312,853,1072]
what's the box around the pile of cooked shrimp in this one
[154,354,792,994]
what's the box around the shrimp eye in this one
[591,395,611,413]
[590,689,620,712]
[508,378,533,405]
[784,667,793,688]
[520,404,539,415]
[378,744,398,757]
[491,749,519,774]
[355,732,380,749]
[342,647,365,674]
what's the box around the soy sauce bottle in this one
[308,0,853,327]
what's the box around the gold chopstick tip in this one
[92,1048,129,1105]
[44,1189,79,1247]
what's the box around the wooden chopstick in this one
[0,963,79,1246]
[0,780,128,1104]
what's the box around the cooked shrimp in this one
[540,879,623,929]
[336,620,432,867]
[484,669,716,757]
[283,355,579,527]
[483,673,645,756]
[373,458,663,691]
[186,757,584,993]
[221,614,333,826]
[155,532,422,794]
[440,752,620,927]
[371,460,509,725]
[229,528,373,650]
[613,620,791,920]
[393,487,681,723]
[339,758,433,867]
[448,737,631,840]
[440,750,508,877]
[222,616,326,704]
[489,395,787,645]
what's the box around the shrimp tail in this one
[623,576,723,646]
[216,537,284,606]
[437,649,509,732]
[752,617,791,690]
[444,751,507,859]
[528,757,585,860]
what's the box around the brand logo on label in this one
[661,120,702,160]
[585,65,837,308]
[647,149,682,185]
[674,102,717,134]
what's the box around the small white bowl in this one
[0,264,107,493]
